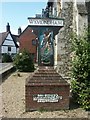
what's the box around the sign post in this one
[28,18,64,66]
[28,18,64,26]
[25,17,70,111]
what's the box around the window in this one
[8,46,11,51]
[32,39,36,46]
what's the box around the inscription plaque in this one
[33,94,62,103]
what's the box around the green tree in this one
[71,30,90,110]
[2,53,13,63]
[13,50,35,72]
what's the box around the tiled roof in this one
[12,34,19,42]
[0,32,9,46]
[77,4,88,14]
[11,34,19,47]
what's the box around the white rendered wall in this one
[2,46,17,54]
[1,33,17,54]
[3,34,15,47]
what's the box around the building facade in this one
[18,26,37,62]
[45,0,88,78]
[0,23,19,56]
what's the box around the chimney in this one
[42,9,45,18]
[6,23,10,32]
[18,27,22,35]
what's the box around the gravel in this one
[1,71,88,118]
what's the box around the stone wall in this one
[78,14,88,35]
[56,1,88,78]
[57,2,73,78]
[73,3,88,35]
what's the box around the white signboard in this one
[33,94,62,103]
[28,18,64,27]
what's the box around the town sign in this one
[28,17,64,66]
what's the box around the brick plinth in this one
[25,66,70,111]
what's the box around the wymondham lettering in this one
[54,21,58,24]
[40,20,43,24]
[42,20,45,24]
[29,19,33,24]
[58,20,63,25]
[49,20,52,24]
[35,20,43,25]
[47,20,52,25]
[52,20,55,25]
[29,18,64,26]
[43,20,48,24]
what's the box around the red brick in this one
[25,67,70,111]
[19,26,37,62]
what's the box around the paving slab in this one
[0,92,2,118]
[0,63,13,75]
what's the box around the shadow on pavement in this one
[0,67,16,84]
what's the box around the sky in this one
[0,0,86,35]
[0,1,48,35]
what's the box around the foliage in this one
[2,53,13,63]
[71,30,90,110]
[13,50,35,72]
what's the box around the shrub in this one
[13,50,35,72]
[71,30,90,110]
[2,53,13,63]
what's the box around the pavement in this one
[0,85,2,119]
[0,63,13,75]
[0,63,13,119]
